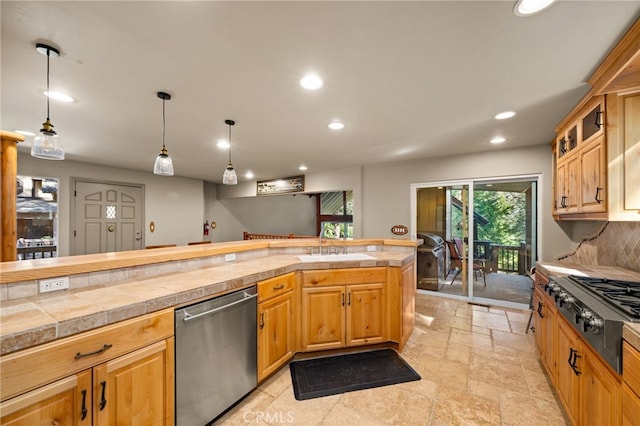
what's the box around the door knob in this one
[107,225,114,232]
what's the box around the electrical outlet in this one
[366,245,377,252]
[225,253,236,262]
[39,276,69,293]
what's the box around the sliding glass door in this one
[412,176,539,309]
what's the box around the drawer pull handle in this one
[99,381,107,410]
[75,343,113,359]
[595,187,603,204]
[259,312,265,329]
[536,301,544,318]
[568,348,582,376]
[80,389,88,419]
[273,284,285,290]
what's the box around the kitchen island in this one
[0,238,419,425]
[534,261,640,426]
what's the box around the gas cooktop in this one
[569,275,640,321]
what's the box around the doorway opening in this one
[411,176,539,309]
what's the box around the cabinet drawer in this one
[258,273,295,302]
[0,308,173,401]
[302,267,386,287]
[623,340,640,396]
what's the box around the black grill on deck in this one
[416,233,445,291]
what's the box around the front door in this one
[73,181,143,255]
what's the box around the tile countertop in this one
[0,248,416,356]
[536,260,640,354]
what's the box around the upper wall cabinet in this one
[552,17,640,221]
[553,96,607,218]
[606,91,640,221]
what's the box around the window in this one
[318,191,353,239]
[16,176,59,259]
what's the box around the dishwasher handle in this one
[182,291,257,322]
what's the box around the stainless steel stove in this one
[546,275,640,373]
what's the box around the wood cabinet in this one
[0,309,174,425]
[532,271,556,378]
[551,16,640,221]
[622,340,640,426]
[257,272,296,382]
[582,343,621,426]
[532,287,556,377]
[556,316,582,425]
[301,268,387,352]
[553,314,622,426]
[606,91,640,220]
[553,96,607,219]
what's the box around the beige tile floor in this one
[215,293,569,425]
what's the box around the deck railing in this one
[482,242,530,275]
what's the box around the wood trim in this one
[588,18,640,95]
[556,17,640,132]
[0,131,25,263]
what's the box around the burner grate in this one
[570,275,640,320]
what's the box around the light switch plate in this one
[225,253,236,262]
[366,245,377,252]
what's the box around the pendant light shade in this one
[31,43,65,160]
[153,91,174,176]
[222,119,238,185]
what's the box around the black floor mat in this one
[289,349,421,401]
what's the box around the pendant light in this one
[153,91,174,176]
[31,43,65,160]
[222,119,238,185]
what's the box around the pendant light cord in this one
[162,98,166,150]
[46,49,50,120]
[228,123,232,163]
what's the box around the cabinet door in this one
[346,283,386,347]
[566,155,580,213]
[258,290,295,381]
[0,370,92,426]
[582,346,621,426]
[542,304,556,378]
[622,383,640,426]
[93,339,174,426]
[556,162,568,212]
[580,136,607,213]
[400,262,416,348]
[301,286,345,351]
[623,93,640,210]
[556,317,582,425]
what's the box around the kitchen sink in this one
[297,253,375,262]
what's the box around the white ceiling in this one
[2,1,639,183]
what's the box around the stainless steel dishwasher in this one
[175,286,257,426]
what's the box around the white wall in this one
[360,144,578,261]
[17,153,204,256]
[18,145,584,261]
[210,167,363,241]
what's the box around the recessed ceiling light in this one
[513,0,555,17]
[217,140,230,149]
[328,121,344,130]
[494,111,516,120]
[490,137,506,144]
[245,171,254,179]
[14,130,36,136]
[44,91,74,103]
[299,165,308,171]
[485,184,494,187]
[300,73,323,90]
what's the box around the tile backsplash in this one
[556,222,640,272]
